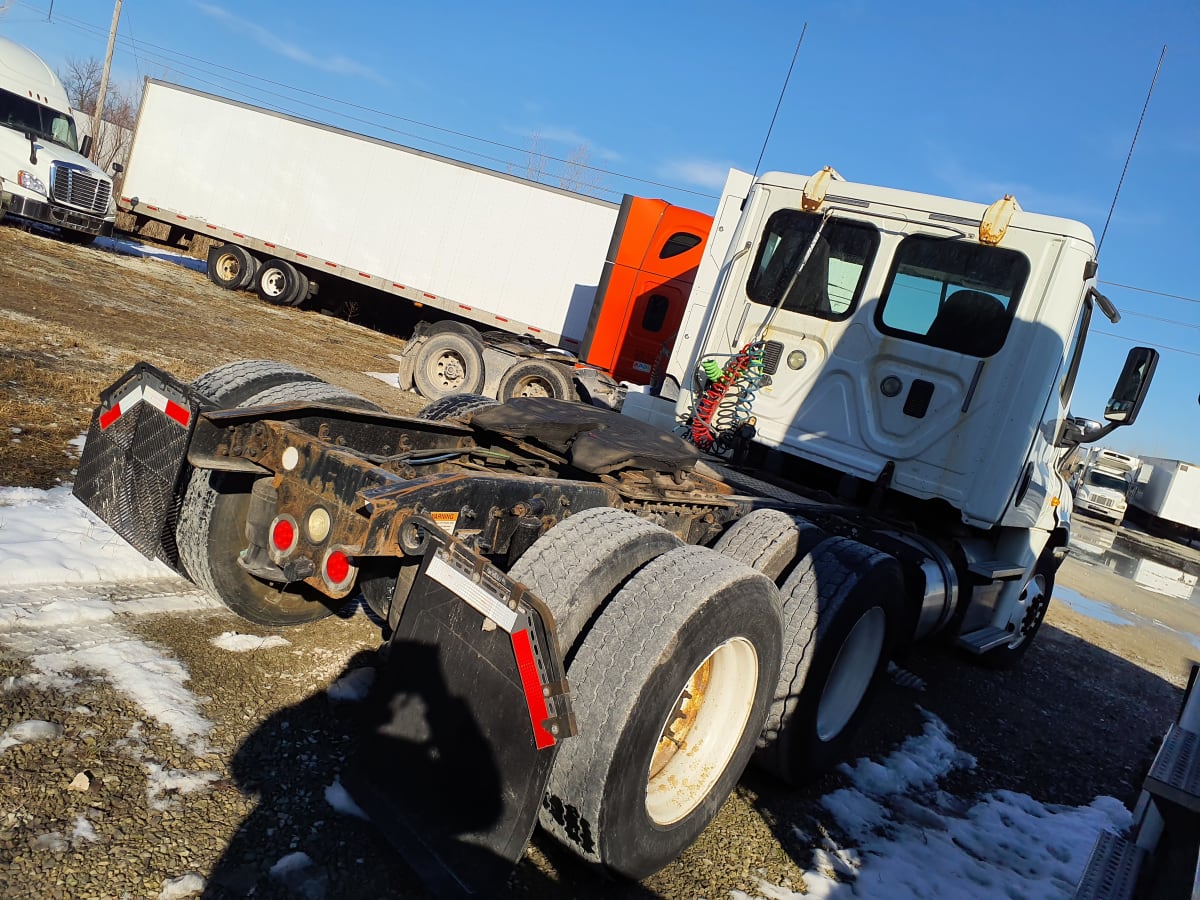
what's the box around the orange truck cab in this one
[580,196,713,385]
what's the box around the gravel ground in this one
[0,224,1197,898]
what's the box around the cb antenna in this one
[1098,44,1167,255]
[752,24,808,180]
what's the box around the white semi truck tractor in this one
[72,166,1157,892]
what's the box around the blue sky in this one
[2,0,1197,462]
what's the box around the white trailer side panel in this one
[1129,457,1200,529]
[121,81,619,344]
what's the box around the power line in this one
[1101,281,1200,306]
[17,1,721,201]
[1094,330,1200,360]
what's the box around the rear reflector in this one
[511,629,555,750]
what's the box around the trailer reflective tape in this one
[426,555,519,633]
[98,405,122,430]
[511,629,556,750]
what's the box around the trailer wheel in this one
[713,509,825,584]
[189,359,325,406]
[978,558,1055,669]
[206,244,259,291]
[497,358,576,402]
[539,545,782,879]
[509,506,680,657]
[255,258,306,307]
[412,332,486,400]
[421,319,485,349]
[177,376,383,626]
[416,393,498,422]
[754,536,902,785]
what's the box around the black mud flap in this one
[72,363,201,564]
[346,531,575,898]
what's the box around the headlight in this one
[18,171,47,195]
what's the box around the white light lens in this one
[307,507,331,543]
[18,171,47,195]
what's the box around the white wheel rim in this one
[645,637,758,826]
[515,376,552,398]
[816,606,885,742]
[433,352,466,389]
[262,270,286,297]
[1006,573,1047,650]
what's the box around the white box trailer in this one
[120,80,620,350]
[1128,456,1200,536]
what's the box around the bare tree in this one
[509,134,608,198]
[58,56,141,179]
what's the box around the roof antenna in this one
[1098,45,1166,255]
[752,24,808,180]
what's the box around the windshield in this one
[0,87,79,153]
[1085,470,1128,492]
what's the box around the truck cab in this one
[1073,448,1139,523]
[0,36,116,241]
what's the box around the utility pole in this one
[90,0,123,162]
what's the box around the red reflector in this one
[272,519,295,551]
[164,399,191,427]
[326,550,350,584]
[98,405,121,430]
[511,629,555,750]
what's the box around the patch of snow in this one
[144,763,221,811]
[32,832,68,852]
[210,632,291,653]
[0,486,177,586]
[327,666,374,703]
[0,718,64,752]
[71,814,98,842]
[325,778,368,820]
[157,873,206,899]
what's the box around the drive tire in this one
[539,545,782,879]
[508,506,681,657]
[416,393,499,422]
[177,373,382,626]
[412,332,486,400]
[754,536,902,785]
[497,358,577,401]
[206,244,259,291]
[713,509,825,584]
[255,258,306,307]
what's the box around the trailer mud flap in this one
[346,539,574,897]
[72,363,200,563]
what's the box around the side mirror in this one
[80,135,93,159]
[1058,416,1104,447]
[1104,347,1158,425]
[111,162,124,174]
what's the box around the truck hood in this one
[0,127,112,186]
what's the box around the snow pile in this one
[325,778,368,820]
[0,486,177,586]
[734,710,1131,899]
[157,873,206,899]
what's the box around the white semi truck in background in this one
[118,79,721,405]
[1128,457,1200,544]
[1073,447,1141,523]
[73,166,1158,892]
[0,36,118,242]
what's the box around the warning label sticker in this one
[430,511,458,534]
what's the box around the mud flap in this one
[345,533,575,897]
[72,363,200,564]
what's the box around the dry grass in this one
[0,222,424,489]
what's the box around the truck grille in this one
[49,163,111,216]
[1094,495,1117,509]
